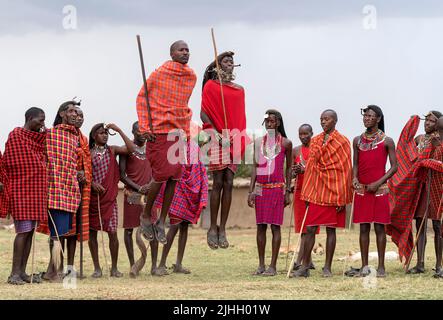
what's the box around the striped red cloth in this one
[2,127,48,221]
[386,116,435,264]
[154,142,208,225]
[68,132,91,241]
[300,130,352,206]
[136,60,196,138]
[0,151,9,218]
[47,124,81,213]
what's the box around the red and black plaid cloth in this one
[387,116,435,264]
[2,127,48,221]
[0,151,9,218]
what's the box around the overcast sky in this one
[1,0,442,148]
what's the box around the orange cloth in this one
[301,130,352,206]
[136,60,197,138]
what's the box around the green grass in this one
[0,226,442,300]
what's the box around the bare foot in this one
[252,265,266,275]
[172,264,191,274]
[152,266,169,276]
[377,267,386,278]
[262,267,277,276]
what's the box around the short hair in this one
[25,107,45,123]
[322,109,338,122]
[170,40,186,55]
[299,124,313,132]
[53,100,81,127]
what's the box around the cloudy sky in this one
[0,0,442,148]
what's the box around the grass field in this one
[0,226,442,300]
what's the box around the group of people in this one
[0,39,442,286]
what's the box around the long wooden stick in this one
[97,194,110,277]
[210,28,228,131]
[287,205,309,278]
[405,171,432,271]
[285,177,297,271]
[30,226,36,284]
[136,35,154,134]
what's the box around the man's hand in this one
[92,182,105,194]
[365,182,381,193]
[0,182,3,192]
[77,171,86,185]
[138,183,151,195]
[352,178,361,190]
[142,132,156,142]
[247,193,255,208]
[336,205,345,212]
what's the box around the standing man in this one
[39,101,82,281]
[200,51,247,249]
[291,124,318,271]
[349,106,397,277]
[3,107,48,285]
[387,112,442,275]
[136,40,197,245]
[293,110,353,278]
[120,121,158,274]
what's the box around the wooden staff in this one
[287,205,309,278]
[405,171,432,271]
[346,191,356,233]
[210,28,228,132]
[97,194,110,277]
[136,35,154,134]
[30,225,36,284]
[285,177,297,271]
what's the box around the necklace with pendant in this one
[93,144,107,160]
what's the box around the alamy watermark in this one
[63,5,78,30]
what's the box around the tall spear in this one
[136,35,155,135]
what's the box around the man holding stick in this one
[136,40,197,244]
[292,110,352,278]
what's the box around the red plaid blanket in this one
[387,116,435,264]
[2,127,48,221]
[0,151,9,218]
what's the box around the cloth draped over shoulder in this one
[2,127,47,221]
[386,115,436,264]
[300,130,352,206]
[154,142,208,224]
[201,79,249,162]
[136,60,197,138]
[0,151,9,218]
[89,147,120,231]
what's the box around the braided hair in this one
[202,51,235,90]
[363,105,385,132]
[263,109,287,138]
[53,100,81,127]
[89,123,105,149]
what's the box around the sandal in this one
[355,265,371,277]
[172,264,191,274]
[110,269,123,278]
[322,267,333,278]
[152,266,169,277]
[290,268,310,278]
[207,229,219,250]
[91,269,103,278]
[154,221,167,245]
[376,268,387,278]
[21,273,42,284]
[406,266,425,274]
[252,266,266,275]
[7,274,26,285]
[344,267,360,277]
[218,228,229,249]
[262,267,277,277]
[292,263,302,271]
[140,217,155,242]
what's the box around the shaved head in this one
[170,40,187,55]
[322,109,338,122]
